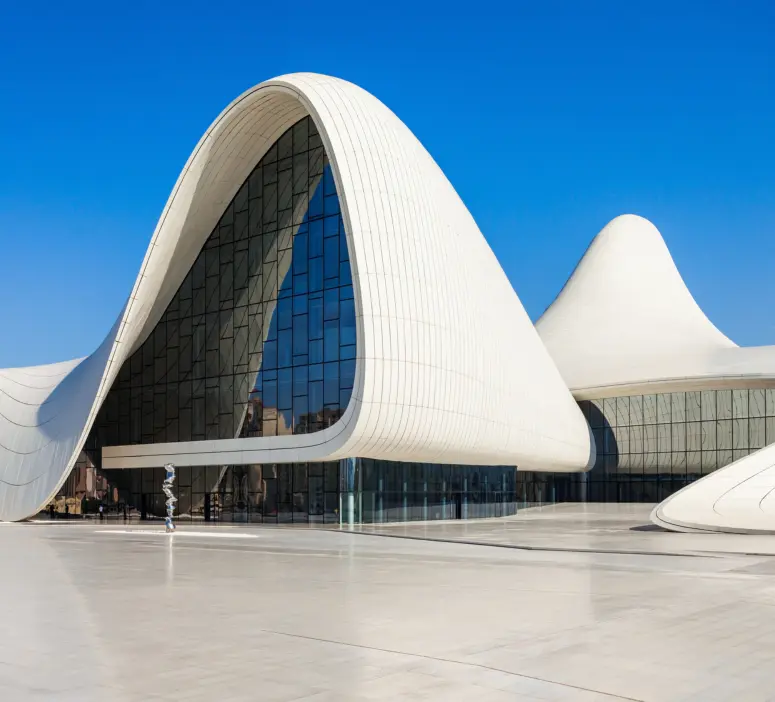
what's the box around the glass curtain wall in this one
[518,388,775,505]
[87,114,355,455]
[113,463,341,524]
[90,460,517,524]
[354,460,517,522]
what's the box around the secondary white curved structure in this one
[537,214,775,398]
[0,73,593,522]
[533,213,775,534]
[651,443,775,533]
[0,326,122,523]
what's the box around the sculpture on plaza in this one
[162,464,176,533]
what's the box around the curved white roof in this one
[537,214,775,398]
[0,73,593,521]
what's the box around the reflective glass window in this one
[88,116,357,448]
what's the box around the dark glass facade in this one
[86,115,355,453]
[518,388,775,504]
[86,460,517,523]
[355,459,517,522]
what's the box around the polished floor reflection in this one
[3,506,775,701]
[357,502,775,556]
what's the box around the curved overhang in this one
[570,345,775,399]
[1,73,594,521]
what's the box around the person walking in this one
[99,503,104,521]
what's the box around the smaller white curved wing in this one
[651,444,775,533]
[0,318,121,522]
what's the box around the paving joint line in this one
[334,528,728,559]
[254,627,645,702]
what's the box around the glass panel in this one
[671,422,686,452]
[687,422,702,452]
[604,398,617,426]
[767,390,775,417]
[671,451,687,475]
[733,418,749,450]
[702,451,717,474]
[589,400,606,429]
[733,389,749,419]
[613,425,628,456]
[701,421,716,451]
[670,393,685,423]
[616,397,629,427]
[750,417,766,450]
[716,420,733,451]
[657,424,671,452]
[700,391,716,421]
[643,424,658,452]
[750,389,765,418]
[643,395,657,424]
[717,391,732,420]
[629,425,643,454]
[630,395,644,425]
[717,449,734,469]
[644,452,658,474]
[656,394,671,424]
[686,392,701,422]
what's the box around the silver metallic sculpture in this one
[162,463,177,533]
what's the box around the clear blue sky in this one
[0,0,773,367]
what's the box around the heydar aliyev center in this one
[1,73,773,533]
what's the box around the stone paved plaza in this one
[3,505,775,701]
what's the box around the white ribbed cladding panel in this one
[652,444,775,533]
[0,73,593,522]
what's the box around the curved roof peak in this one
[536,214,737,394]
[595,212,657,234]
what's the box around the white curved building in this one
[0,73,593,523]
[530,214,775,533]
[6,76,770,533]
[538,214,775,398]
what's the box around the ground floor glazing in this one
[52,456,518,523]
[518,388,775,505]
